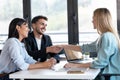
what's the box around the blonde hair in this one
[93,8,120,48]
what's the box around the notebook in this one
[64,48,93,63]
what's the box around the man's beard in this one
[36,29,43,35]
[36,28,46,35]
[37,31,43,35]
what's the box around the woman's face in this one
[17,23,29,40]
[92,16,97,29]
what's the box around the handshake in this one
[46,45,63,54]
[46,44,81,54]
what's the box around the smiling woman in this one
[16,23,29,41]
[0,18,62,80]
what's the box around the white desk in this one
[10,61,100,80]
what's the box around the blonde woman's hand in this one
[64,62,91,68]
[64,63,78,68]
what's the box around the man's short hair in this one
[32,15,48,23]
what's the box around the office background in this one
[0,0,119,47]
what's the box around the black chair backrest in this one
[100,74,120,80]
[0,50,1,54]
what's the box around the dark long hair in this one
[8,18,27,39]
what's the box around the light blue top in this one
[81,32,120,80]
[0,38,37,74]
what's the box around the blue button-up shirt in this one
[81,32,120,80]
[0,38,36,73]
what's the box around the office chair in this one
[0,50,1,54]
[100,73,120,80]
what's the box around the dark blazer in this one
[25,32,60,63]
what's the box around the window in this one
[31,0,68,44]
[0,0,23,49]
[0,0,117,49]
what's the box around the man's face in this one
[33,19,47,35]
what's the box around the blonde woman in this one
[63,8,120,80]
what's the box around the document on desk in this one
[52,65,89,74]
[67,68,89,74]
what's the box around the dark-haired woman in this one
[0,18,59,75]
